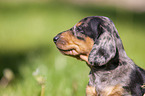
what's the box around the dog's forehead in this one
[73,16,113,34]
[75,17,92,28]
[74,16,109,28]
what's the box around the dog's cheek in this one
[83,37,94,54]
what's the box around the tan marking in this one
[86,85,124,96]
[80,55,89,63]
[86,85,97,96]
[55,30,94,62]
[76,21,82,27]
[101,85,124,96]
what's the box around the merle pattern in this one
[80,16,145,96]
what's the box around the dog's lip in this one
[57,47,74,51]
[57,47,80,56]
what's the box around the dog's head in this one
[53,16,124,67]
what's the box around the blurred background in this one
[0,0,145,96]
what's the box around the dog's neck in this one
[88,47,135,95]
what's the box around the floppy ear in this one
[88,23,116,66]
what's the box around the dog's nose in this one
[53,36,59,43]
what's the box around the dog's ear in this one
[88,18,116,66]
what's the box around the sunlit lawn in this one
[0,2,145,96]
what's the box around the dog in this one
[53,16,145,96]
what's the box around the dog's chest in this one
[88,66,132,96]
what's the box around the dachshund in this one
[53,16,145,96]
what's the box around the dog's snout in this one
[53,35,59,43]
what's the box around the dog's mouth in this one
[57,47,79,56]
[57,47,89,63]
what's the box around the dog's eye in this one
[77,26,84,33]
[77,27,82,31]
[77,36,85,40]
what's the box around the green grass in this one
[0,2,145,96]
